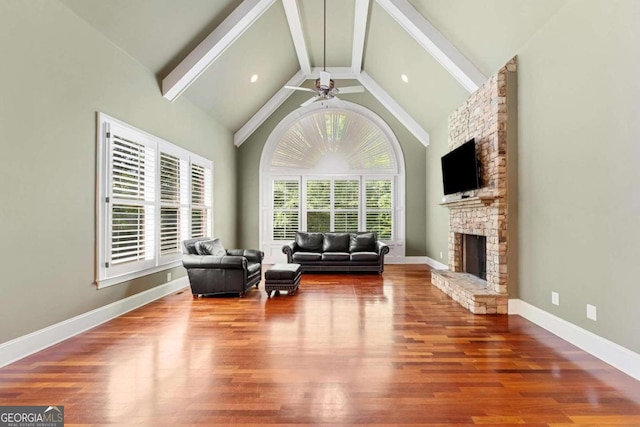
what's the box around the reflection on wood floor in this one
[1,265,640,426]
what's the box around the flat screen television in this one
[441,139,481,195]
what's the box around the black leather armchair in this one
[182,238,264,297]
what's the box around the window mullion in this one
[330,179,335,231]
[155,148,161,264]
[360,177,365,231]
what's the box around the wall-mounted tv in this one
[441,138,481,195]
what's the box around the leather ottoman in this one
[265,263,301,297]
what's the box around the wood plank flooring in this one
[1,265,640,426]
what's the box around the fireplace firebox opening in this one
[463,234,486,280]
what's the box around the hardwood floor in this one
[1,265,639,426]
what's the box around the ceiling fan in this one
[284,0,365,107]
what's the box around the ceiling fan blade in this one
[319,71,331,89]
[337,85,365,94]
[284,85,316,93]
[300,95,319,107]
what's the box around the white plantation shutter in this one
[306,180,330,232]
[160,153,180,203]
[271,110,396,171]
[333,180,359,232]
[190,162,212,239]
[159,152,189,259]
[107,129,156,274]
[111,205,155,265]
[272,180,299,240]
[111,136,155,201]
[366,179,393,240]
[97,113,214,288]
[160,207,179,254]
[303,179,359,233]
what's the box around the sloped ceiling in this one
[59,0,567,144]
[364,1,470,131]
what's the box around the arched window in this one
[259,102,405,262]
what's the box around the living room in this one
[1,0,639,425]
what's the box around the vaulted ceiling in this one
[59,0,566,146]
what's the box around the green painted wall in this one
[237,85,427,256]
[0,1,236,344]
[516,0,640,353]
[424,118,450,265]
[424,0,640,353]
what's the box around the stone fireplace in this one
[431,58,517,314]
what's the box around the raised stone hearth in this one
[431,58,517,315]
[432,271,507,314]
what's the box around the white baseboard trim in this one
[507,298,520,315]
[387,256,429,264]
[0,277,190,368]
[424,256,448,270]
[509,298,640,382]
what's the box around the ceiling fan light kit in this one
[284,0,365,107]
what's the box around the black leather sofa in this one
[282,231,389,274]
[182,237,264,297]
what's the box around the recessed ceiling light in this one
[401,74,409,83]
[250,74,259,83]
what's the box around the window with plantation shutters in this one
[108,130,156,272]
[272,180,299,240]
[190,163,212,239]
[306,180,330,232]
[300,179,360,233]
[261,105,405,260]
[159,152,189,259]
[269,176,391,238]
[366,180,393,240]
[97,113,213,288]
[333,180,359,232]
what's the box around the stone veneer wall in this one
[432,58,517,314]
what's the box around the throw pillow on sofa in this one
[323,233,350,252]
[295,232,323,252]
[349,232,377,253]
[195,238,226,256]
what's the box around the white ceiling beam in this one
[162,0,277,102]
[358,71,429,146]
[236,69,430,146]
[351,0,370,75]
[376,0,486,93]
[282,0,311,75]
[234,70,306,146]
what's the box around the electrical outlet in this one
[167,272,172,282]
[551,292,559,306]
[439,251,443,259]
[586,304,597,321]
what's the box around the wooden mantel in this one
[439,189,503,208]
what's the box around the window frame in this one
[269,175,395,240]
[302,176,363,233]
[364,178,394,240]
[188,159,213,240]
[158,145,189,266]
[97,113,213,289]
[271,178,301,241]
